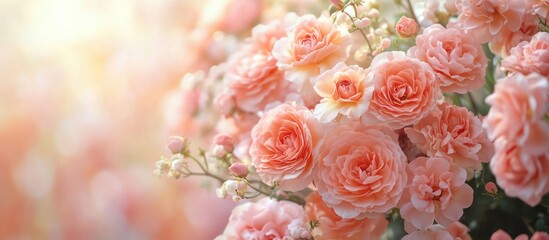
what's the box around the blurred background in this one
[0,0,327,239]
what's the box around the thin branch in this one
[405,0,419,24]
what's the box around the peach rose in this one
[483,73,549,156]
[396,16,420,38]
[249,102,322,191]
[400,157,473,231]
[225,47,294,113]
[404,102,494,170]
[313,122,408,218]
[408,24,487,93]
[362,51,440,129]
[312,63,373,123]
[490,143,549,206]
[215,198,310,240]
[397,128,426,162]
[402,225,454,240]
[456,0,526,43]
[305,192,388,240]
[249,13,298,53]
[527,0,549,19]
[502,32,549,77]
[272,14,351,89]
[489,14,539,57]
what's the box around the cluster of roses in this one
[158,0,549,239]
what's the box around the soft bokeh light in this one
[0,0,236,238]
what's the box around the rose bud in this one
[396,16,419,38]
[167,136,188,154]
[229,162,249,178]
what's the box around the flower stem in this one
[405,0,419,24]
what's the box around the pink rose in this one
[404,102,494,170]
[402,225,454,240]
[490,143,549,206]
[483,73,549,156]
[225,47,294,113]
[272,14,351,89]
[489,14,539,57]
[456,0,526,43]
[491,229,519,240]
[312,63,373,123]
[313,122,408,218]
[396,16,420,38]
[502,32,549,77]
[215,198,309,240]
[249,103,321,191]
[399,157,473,231]
[491,229,549,240]
[362,51,440,129]
[446,221,472,240]
[533,232,549,240]
[408,24,487,93]
[305,192,388,240]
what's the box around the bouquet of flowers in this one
[155,0,549,239]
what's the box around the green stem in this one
[185,172,225,184]
[342,9,374,56]
[467,92,479,114]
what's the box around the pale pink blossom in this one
[213,133,235,152]
[305,192,388,240]
[396,16,420,38]
[402,225,454,240]
[502,32,549,77]
[400,157,473,231]
[166,136,188,154]
[445,0,459,15]
[527,0,549,19]
[362,51,440,129]
[483,73,549,156]
[404,102,494,170]
[456,0,526,43]
[272,14,351,89]
[228,162,248,178]
[423,0,441,25]
[354,18,371,29]
[408,24,487,93]
[215,198,309,240]
[490,143,549,206]
[249,103,322,191]
[313,122,408,218]
[489,14,540,57]
[312,63,373,123]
